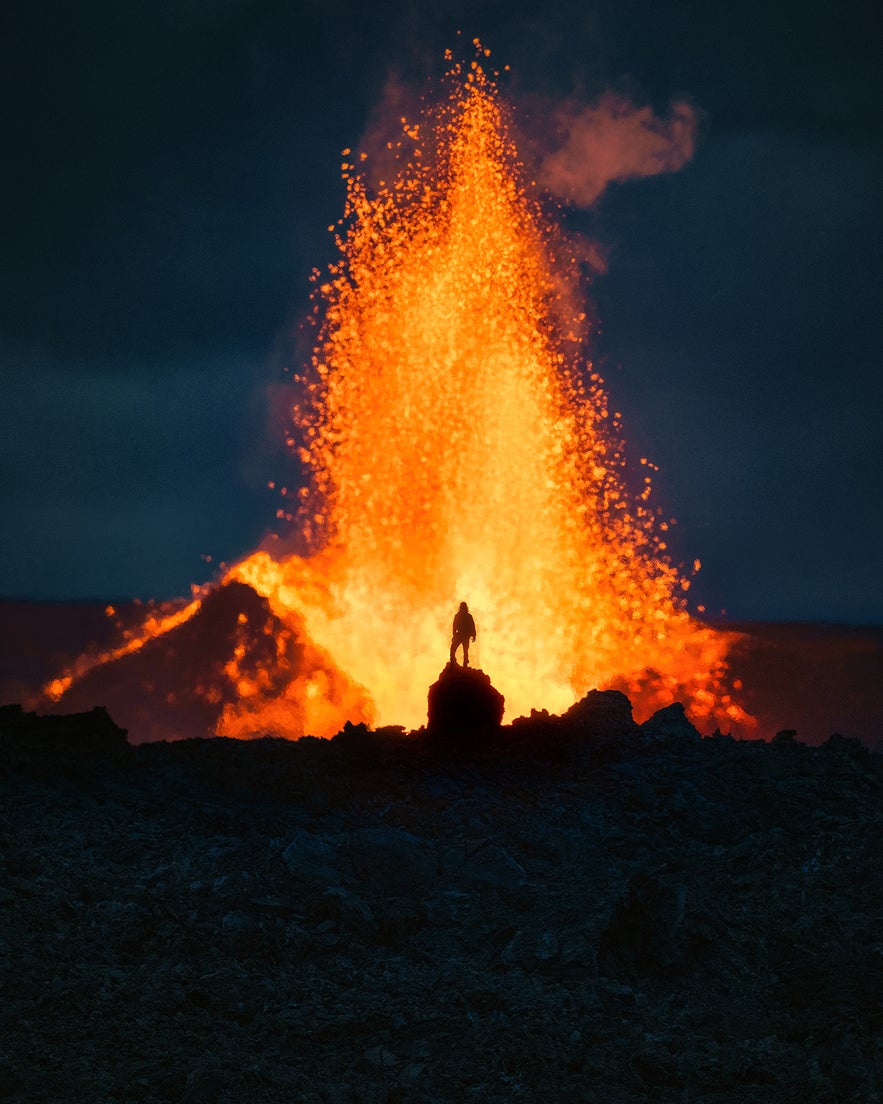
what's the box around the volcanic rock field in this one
[3,693,882,1104]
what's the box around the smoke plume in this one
[538,93,701,207]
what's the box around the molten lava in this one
[44,48,753,740]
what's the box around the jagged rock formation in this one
[426,663,505,740]
[2,700,882,1103]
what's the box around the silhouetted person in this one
[450,601,477,667]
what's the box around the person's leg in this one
[462,638,469,667]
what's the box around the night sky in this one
[3,0,881,624]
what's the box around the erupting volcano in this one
[43,48,753,741]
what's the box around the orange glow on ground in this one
[43,50,753,740]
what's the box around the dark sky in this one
[3,0,881,623]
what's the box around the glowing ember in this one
[44,47,753,739]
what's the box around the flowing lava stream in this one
[45,47,753,740]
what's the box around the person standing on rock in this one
[450,601,477,667]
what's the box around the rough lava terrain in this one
[2,688,881,1103]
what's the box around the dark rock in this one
[221,911,258,933]
[426,663,504,740]
[281,829,346,887]
[314,887,375,937]
[598,873,687,976]
[3,695,882,1104]
[563,689,638,738]
[331,720,379,758]
[0,1060,23,1099]
[500,928,559,967]
[823,732,869,759]
[448,842,526,888]
[0,703,128,751]
[179,1067,226,1104]
[641,701,701,743]
[349,827,437,898]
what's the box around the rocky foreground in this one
[2,695,882,1104]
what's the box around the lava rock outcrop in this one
[427,662,505,740]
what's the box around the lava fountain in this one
[45,49,752,740]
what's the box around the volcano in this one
[19,48,769,741]
[13,583,371,744]
[2,596,880,748]
[14,48,879,747]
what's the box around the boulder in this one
[640,702,701,744]
[427,663,505,741]
[563,689,638,739]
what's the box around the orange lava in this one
[44,47,754,740]
[44,597,204,703]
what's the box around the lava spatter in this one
[44,48,753,739]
